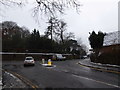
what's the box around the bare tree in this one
[45,17,59,40]
[34,0,80,17]
[0,0,81,18]
[64,32,75,40]
[77,37,88,53]
[56,20,67,43]
[0,0,26,16]
[45,17,68,43]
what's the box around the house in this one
[90,31,120,65]
[90,2,120,65]
[103,31,120,46]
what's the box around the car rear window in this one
[26,57,33,60]
[56,54,62,58]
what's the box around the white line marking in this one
[72,74,120,88]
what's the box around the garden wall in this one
[90,44,120,65]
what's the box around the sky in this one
[1,0,119,49]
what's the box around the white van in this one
[52,54,66,61]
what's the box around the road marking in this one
[77,63,120,74]
[72,74,120,88]
[3,69,39,89]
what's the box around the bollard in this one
[42,58,45,64]
[48,59,52,66]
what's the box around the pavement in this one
[2,70,29,89]
[79,58,120,72]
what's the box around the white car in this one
[52,54,66,61]
[24,57,35,66]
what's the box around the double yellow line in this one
[77,63,120,74]
[3,69,39,89]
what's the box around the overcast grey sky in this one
[1,0,119,49]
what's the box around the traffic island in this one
[41,59,56,68]
[41,64,56,68]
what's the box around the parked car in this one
[80,55,88,59]
[52,54,66,61]
[24,57,35,66]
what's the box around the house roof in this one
[103,31,120,46]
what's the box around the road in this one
[2,59,120,88]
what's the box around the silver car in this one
[24,57,35,66]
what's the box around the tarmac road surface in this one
[2,59,120,88]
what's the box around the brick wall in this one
[90,44,120,65]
